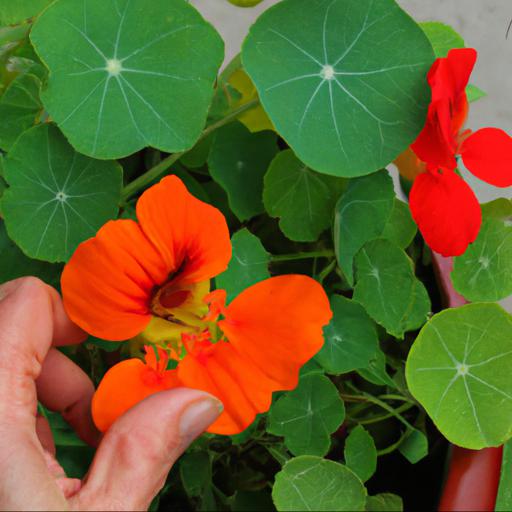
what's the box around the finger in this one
[45,285,87,346]
[37,349,100,446]
[36,414,56,455]
[0,278,78,510]
[72,388,222,511]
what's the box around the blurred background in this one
[190,0,512,308]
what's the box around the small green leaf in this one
[357,347,397,389]
[272,456,367,512]
[420,21,464,58]
[344,425,377,482]
[381,199,417,249]
[231,491,274,512]
[366,493,403,512]
[227,0,264,7]
[353,239,431,338]
[466,84,486,103]
[179,451,211,498]
[0,0,52,24]
[215,228,270,303]
[406,303,512,449]
[0,72,42,151]
[452,217,512,302]
[264,149,345,241]
[268,374,345,457]
[0,220,61,287]
[398,429,428,464]
[496,438,512,511]
[1,123,122,262]
[242,0,434,177]
[334,170,395,286]
[315,295,379,375]
[30,0,224,159]
[481,198,512,221]
[208,121,278,221]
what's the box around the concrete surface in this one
[190,0,512,307]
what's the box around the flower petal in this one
[409,169,482,257]
[136,176,231,285]
[178,341,278,435]
[219,275,332,389]
[412,48,476,170]
[92,359,179,432]
[62,219,168,340]
[460,128,512,187]
[394,147,426,181]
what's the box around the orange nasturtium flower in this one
[62,176,332,435]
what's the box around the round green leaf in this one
[215,228,270,303]
[208,121,278,221]
[0,0,52,24]
[381,198,417,249]
[267,373,345,457]
[263,149,345,242]
[1,123,122,262]
[366,494,403,512]
[452,218,512,302]
[334,170,395,286]
[0,72,42,151]
[0,220,61,287]
[344,425,376,483]
[315,295,379,375]
[406,303,512,449]
[227,0,264,7]
[242,0,433,177]
[30,0,224,159]
[272,456,366,512]
[353,239,431,338]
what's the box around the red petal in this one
[460,128,512,187]
[409,169,482,257]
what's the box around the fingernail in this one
[179,397,223,442]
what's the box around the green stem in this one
[317,259,337,284]
[271,249,335,263]
[356,403,414,426]
[121,99,260,201]
[376,430,410,457]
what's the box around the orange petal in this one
[62,219,168,340]
[136,176,231,285]
[394,147,427,182]
[178,341,278,435]
[219,275,332,389]
[92,359,179,432]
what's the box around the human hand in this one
[0,277,222,511]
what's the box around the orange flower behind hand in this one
[62,176,332,435]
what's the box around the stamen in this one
[203,289,227,322]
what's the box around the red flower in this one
[397,48,512,256]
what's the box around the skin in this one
[0,277,222,511]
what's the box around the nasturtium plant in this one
[334,170,395,285]
[315,295,379,375]
[264,149,345,241]
[1,123,122,261]
[242,0,434,177]
[353,239,431,338]
[30,0,224,159]
[406,303,512,449]
[0,1,510,510]
[267,373,345,456]
[208,121,277,221]
[272,456,367,512]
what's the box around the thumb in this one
[71,388,222,511]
